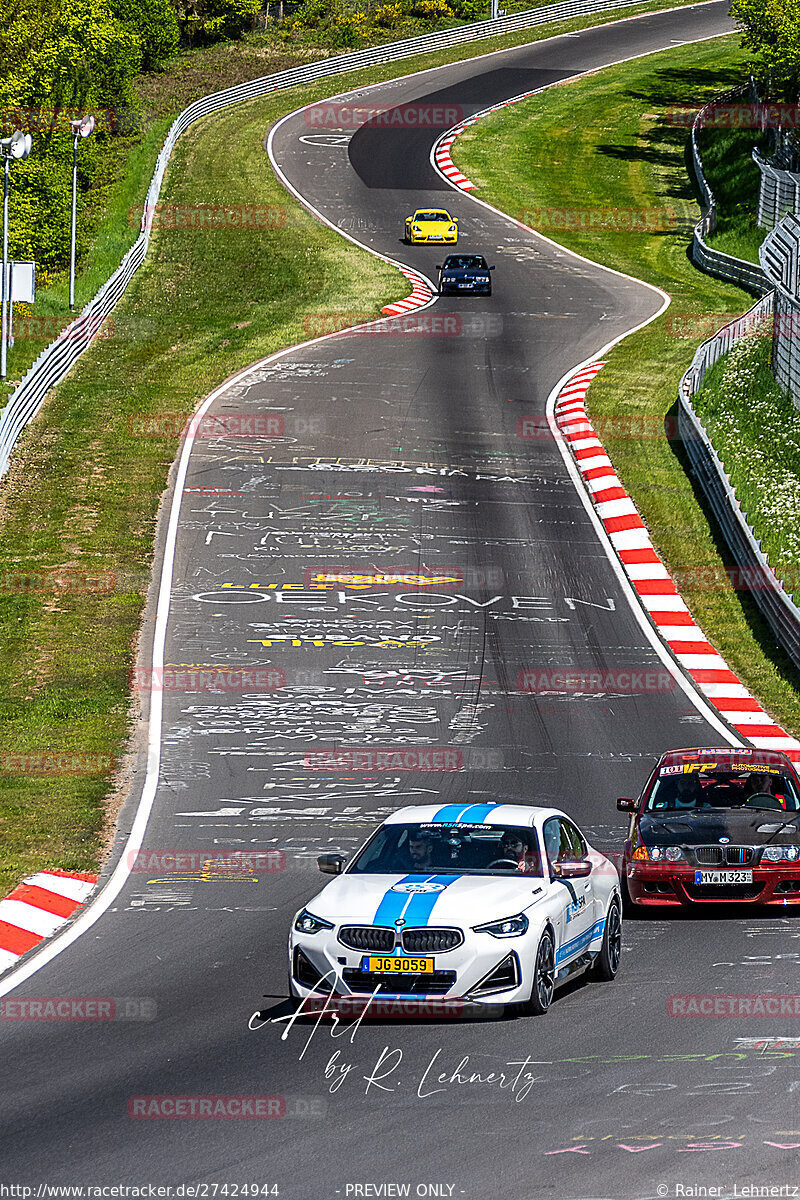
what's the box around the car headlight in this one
[294,908,334,934]
[473,912,529,938]
[448,225,456,231]
[476,276,489,282]
[412,225,421,231]
[632,845,686,862]
[762,845,800,863]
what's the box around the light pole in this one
[0,130,32,381]
[68,115,94,312]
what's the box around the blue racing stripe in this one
[555,918,605,966]
[373,875,460,928]
[373,874,419,927]
[431,802,500,824]
[404,875,459,926]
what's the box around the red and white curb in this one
[433,92,543,192]
[0,870,97,972]
[556,362,800,761]
[380,266,433,315]
[434,125,478,191]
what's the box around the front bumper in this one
[410,233,457,243]
[626,862,800,905]
[440,282,491,294]
[289,930,531,1007]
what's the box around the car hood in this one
[441,267,486,277]
[306,872,546,927]
[639,809,800,846]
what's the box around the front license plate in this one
[694,870,753,884]
[458,282,472,288]
[362,956,434,974]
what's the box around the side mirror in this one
[553,859,592,879]
[617,797,638,813]
[435,264,442,270]
[489,265,495,270]
[317,853,346,875]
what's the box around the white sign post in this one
[4,260,35,348]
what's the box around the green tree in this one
[176,0,262,46]
[108,0,179,71]
[730,0,800,99]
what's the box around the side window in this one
[561,820,587,860]
[542,817,561,866]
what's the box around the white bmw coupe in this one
[289,802,622,1015]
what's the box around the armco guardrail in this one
[677,292,800,673]
[760,210,800,407]
[689,84,771,296]
[0,0,661,481]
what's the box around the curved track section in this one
[6,8,800,1198]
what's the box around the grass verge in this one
[699,125,766,263]
[453,32,800,735]
[0,0,703,896]
[693,331,800,595]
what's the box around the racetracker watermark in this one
[305,103,463,129]
[0,754,115,776]
[666,102,800,129]
[126,849,285,873]
[667,312,800,341]
[673,565,798,593]
[1,997,156,1021]
[128,1096,285,1119]
[128,204,286,230]
[669,995,800,1017]
[296,996,495,1019]
[305,748,462,771]
[0,568,115,593]
[0,104,136,134]
[303,747,504,771]
[127,414,286,439]
[9,314,159,344]
[521,414,678,440]
[517,205,691,232]
[517,668,675,694]
[130,667,285,692]
[304,314,461,337]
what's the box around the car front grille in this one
[338,926,394,952]
[693,845,755,866]
[402,928,463,953]
[343,969,456,995]
[684,882,764,901]
[338,926,463,953]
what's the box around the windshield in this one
[443,256,487,270]
[348,822,543,876]
[647,765,800,812]
[415,211,450,221]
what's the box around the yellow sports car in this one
[404,208,458,244]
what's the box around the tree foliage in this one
[175,0,262,46]
[730,0,800,99]
[107,0,180,72]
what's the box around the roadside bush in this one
[108,0,180,70]
[373,2,402,26]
